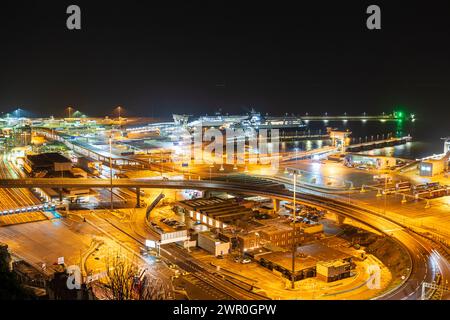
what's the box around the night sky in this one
[0,1,449,125]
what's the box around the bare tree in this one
[98,252,169,300]
[135,274,169,300]
[103,253,138,300]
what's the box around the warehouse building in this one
[316,260,352,282]
[344,153,397,170]
[420,158,447,176]
[175,197,254,229]
[197,231,230,256]
[24,152,72,176]
[255,242,353,283]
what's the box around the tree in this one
[99,252,168,300]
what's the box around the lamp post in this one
[117,106,122,127]
[160,150,163,177]
[383,175,388,215]
[291,171,297,289]
[109,136,113,211]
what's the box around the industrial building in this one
[148,220,189,245]
[344,153,397,170]
[176,196,324,253]
[316,260,352,282]
[231,219,323,252]
[254,242,353,283]
[175,197,254,229]
[419,159,446,176]
[197,231,230,256]
[24,152,72,176]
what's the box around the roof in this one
[347,153,395,160]
[258,251,317,271]
[296,243,351,261]
[317,259,350,268]
[27,152,71,166]
[177,197,252,221]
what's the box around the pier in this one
[345,136,412,152]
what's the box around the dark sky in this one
[0,0,450,121]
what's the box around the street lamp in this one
[66,106,73,118]
[291,171,297,289]
[116,106,123,126]
[109,136,114,210]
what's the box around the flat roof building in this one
[175,197,254,229]
[420,158,446,176]
[24,152,72,175]
[316,259,352,282]
[344,153,397,170]
[197,231,230,256]
[255,242,353,282]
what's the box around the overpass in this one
[0,177,448,300]
[0,178,282,206]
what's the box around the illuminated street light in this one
[109,135,113,210]
[291,171,297,289]
[66,106,73,118]
[115,106,123,126]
